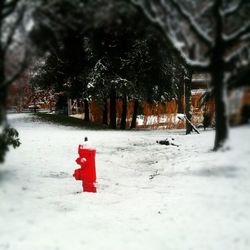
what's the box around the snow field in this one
[0,114,250,250]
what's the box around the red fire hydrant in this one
[73,143,97,193]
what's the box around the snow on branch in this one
[130,0,211,70]
[130,0,161,26]
[240,33,250,43]
[223,22,250,45]
[224,43,250,64]
[2,0,20,18]
[168,0,214,47]
[221,0,244,17]
[195,1,214,19]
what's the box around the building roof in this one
[192,73,211,89]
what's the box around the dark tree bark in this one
[109,88,117,129]
[130,99,139,129]
[84,99,90,122]
[0,86,7,124]
[177,93,184,114]
[0,48,7,125]
[120,94,127,130]
[185,70,193,134]
[0,6,6,125]
[176,72,185,114]
[212,0,228,150]
[102,98,108,126]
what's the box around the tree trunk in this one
[0,85,7,125]
[0,43,7,125]
[212,0,229,151]
[213,80,228,150]
[185,71,193,134]
[177,92,184,114]
[120,94,127,130]
[102,98,108,126]
[67,98,72,116]
[130,99,139,129]
[176,76,184,114]
[109,88,117,129]
[84,99,89,122]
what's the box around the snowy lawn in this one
[1,113,250,250]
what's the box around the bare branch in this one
[224,43,250,64]
[223,22,250,46]
[240,33,250,43]
[195,2,214,19]
[3,6,25,53]
[222,0,244,17]
[130,0,161,27]
[130,0,211,71]
[168,0,214,47]
[2,0,20,18]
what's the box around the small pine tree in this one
[0,126,21,163]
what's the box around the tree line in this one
[29,0,189,130]
[0,0,189,162]
[1,0,249,162]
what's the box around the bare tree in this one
[130,0,250,150]
[0,0,33,162]
[0,0,32,123]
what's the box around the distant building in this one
[192,73,211,90]
[229,86,250,125]
[192,73,250,125]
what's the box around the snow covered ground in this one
[1,113,250,250]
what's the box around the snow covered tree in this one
[30,0,90,116]
[85,0,180,129]
[30,32,88,115]
[130,0,250,150]
[121,37,177,129]
[31,0,191,130]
